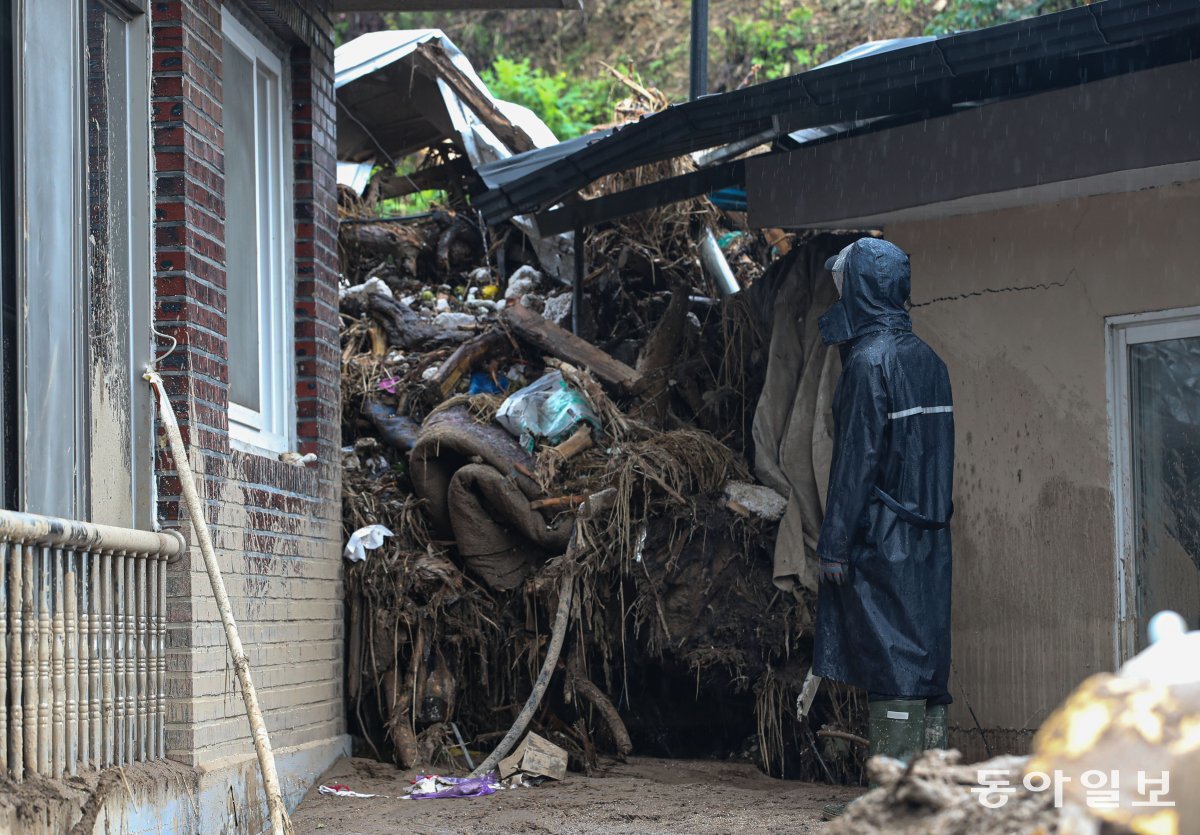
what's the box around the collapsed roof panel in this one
[335,30,558,165]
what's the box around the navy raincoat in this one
[812,238,954,699]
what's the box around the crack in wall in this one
[912,277,1070,308]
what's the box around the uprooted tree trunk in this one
[634,282,690,425]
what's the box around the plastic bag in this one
[343,525,393,562]
[495,371,600,452]
[408,772,498,799]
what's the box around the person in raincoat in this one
[813,238,954,817]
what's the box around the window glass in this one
[221,10,292,454]
[223,40,261,414]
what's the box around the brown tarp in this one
[409,406,571,590]
[750,237,853,593]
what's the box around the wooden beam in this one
[535,159,746,236]
[369,160,471,201]
[502,304,643,393]
[411,43,540,154]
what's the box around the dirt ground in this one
[292,756,863,834]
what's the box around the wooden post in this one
[10,542,23,778]
[101,549,114,766]
[91,552,103,768]
[137,555,148,761]
[147,556,157,760]
[147,371,293,835]
[38,547,51,774]
[21,544,36,775]
[157,555,166,759]
[65,559,79,776]
[0,543,7,777]
[79,554,91,770]
[52,550,65,778]
[124,556,136,763]
[115,551,127,765]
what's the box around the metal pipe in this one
[689,0,709,100]
[698,228,741,296]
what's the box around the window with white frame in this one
[222,9,294,454]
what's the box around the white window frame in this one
[221,9,295,456]
[1106,304,1200,667]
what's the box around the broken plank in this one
[428,329,508,399]
[503,304,643,394]
[412,43,538,154]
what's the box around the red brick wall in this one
[150,0,343,765]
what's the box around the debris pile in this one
[338,85,867,783]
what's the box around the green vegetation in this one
[480,58,614,139]
[717,3,827,83]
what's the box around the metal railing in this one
[0,509,183,778]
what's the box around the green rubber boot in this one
[821,699,927,821]
[924,703,949,750]
[869,698,927,763]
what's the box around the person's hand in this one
[819,559,847,586]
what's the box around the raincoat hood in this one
[818,238,912,345]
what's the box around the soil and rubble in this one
[335,82,876,785]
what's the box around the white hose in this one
[145,370,291,835]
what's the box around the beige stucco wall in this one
[886,177,1200,757]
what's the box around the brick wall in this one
[150,0,342,767]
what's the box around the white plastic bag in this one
[343,524,393,562]
[495,371,600,452]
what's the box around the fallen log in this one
[634,283,689,426]
[364,401,420,451]
[503,304,644,394]
[362,293,467,350]
[369,160,470,202]
[427,329,508,399]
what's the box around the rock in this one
[505,265,543,301]
[433,312,477,331]
[723,482,787,521]
[339,275,393,302]
[519,294,545,313]
[542,293,572,327]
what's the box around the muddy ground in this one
[292,756,862,834]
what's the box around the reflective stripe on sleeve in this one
[887,405,953,420]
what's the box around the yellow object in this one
[481,284,500,300]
